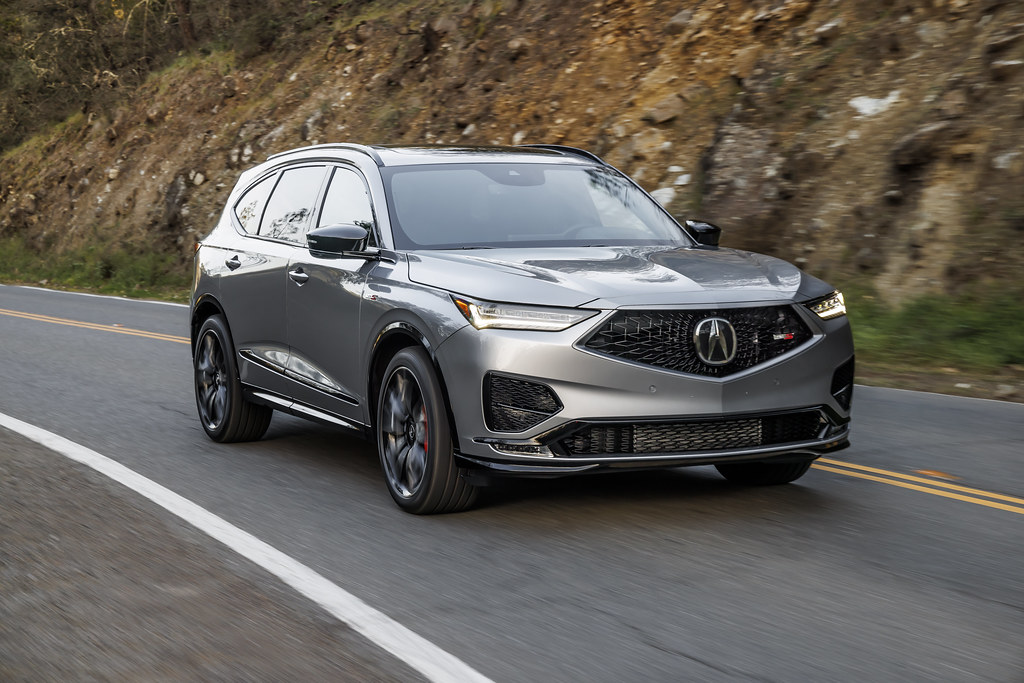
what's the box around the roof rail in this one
[267,143,384,166]
[518,144,608,166]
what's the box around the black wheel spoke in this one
[405,443,426,491]
[196,353,213,377]
[395,442,412,475]
[394,373,414,416]
[383,392,408,435]
[197,337,215,379]
[383,435,403,474]
[414,407,427,446]
[201,384,216,413]
[212,385,227,424]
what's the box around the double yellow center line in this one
[0,307,189,345]
[3,304,1022,515]
[814,458,1024,515]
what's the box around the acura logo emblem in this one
[693,317,737,365]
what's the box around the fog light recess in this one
[485,373,563,432]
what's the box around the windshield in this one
[382,163,690,250]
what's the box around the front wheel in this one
[376,347,477,514]
[194,315,272,443]
[715,459,813,486]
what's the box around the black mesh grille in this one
[486,374,562,432]
[559,411,826,456]
[583,306,812,377]
[831,357,855,411]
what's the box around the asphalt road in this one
[2,284,1023,682]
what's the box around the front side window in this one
[259,166,328,242]
[318,167,376,245]
[382,163,689,250]
[234,175,275,234]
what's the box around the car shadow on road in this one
[242,417,843,526]
[481,465,832,512]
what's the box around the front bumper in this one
[434,307,854,475]
[457,408,850,476]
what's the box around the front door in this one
[286,165,380,426]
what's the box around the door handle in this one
[288,268,309,285]
[225,255,241,271]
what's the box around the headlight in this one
[806,290,846,319]
[452,296,598,331]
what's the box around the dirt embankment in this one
[1,0,1023,305]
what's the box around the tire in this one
[376,347,477,514]
[193,315,272,443]
[715,459,813,486]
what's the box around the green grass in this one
[842,284,1024,372]
[0,237,192,302]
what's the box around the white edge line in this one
[0,411,493,683]
[3,284,189,308]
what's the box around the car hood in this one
[406,245,826,308]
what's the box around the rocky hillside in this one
[2,0,1023,311]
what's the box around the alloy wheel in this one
[379,367,429,498]
[195,330,229,431]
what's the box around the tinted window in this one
[382,164,688,250]
[259,166,328,242]
[318,167,376,244]
[234,174,275,234]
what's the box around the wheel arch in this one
[190,294,227,354]
[368,322,460,440]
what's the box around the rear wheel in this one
[377,347,477,514]
[194,315,272,443]
[715,459,813,486]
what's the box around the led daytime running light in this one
[452,296,596,331]
[808,290,846,320]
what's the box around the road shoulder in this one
[0,426,418,682]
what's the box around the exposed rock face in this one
[163,175,188,232]
[642,95,685,125]
[702,123,785,255]
[891,122,955,171]
[1,0,1023,305]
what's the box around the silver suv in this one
[191,144,854,513]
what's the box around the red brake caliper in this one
[422,406,428,452]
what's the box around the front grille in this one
[485,374,562,432]
[582,306,812,377]
[558,411,826,456]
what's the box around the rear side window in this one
[234,175,274,234]
[259,166,328,242]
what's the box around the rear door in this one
[219,164,328,394]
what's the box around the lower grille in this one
[485,374,562,432]
[558,411,826,456]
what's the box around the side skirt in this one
[244,387,371,439]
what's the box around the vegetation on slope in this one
[1,0,1023,397]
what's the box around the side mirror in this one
[307,223,369,256]
[684,219,722,247]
